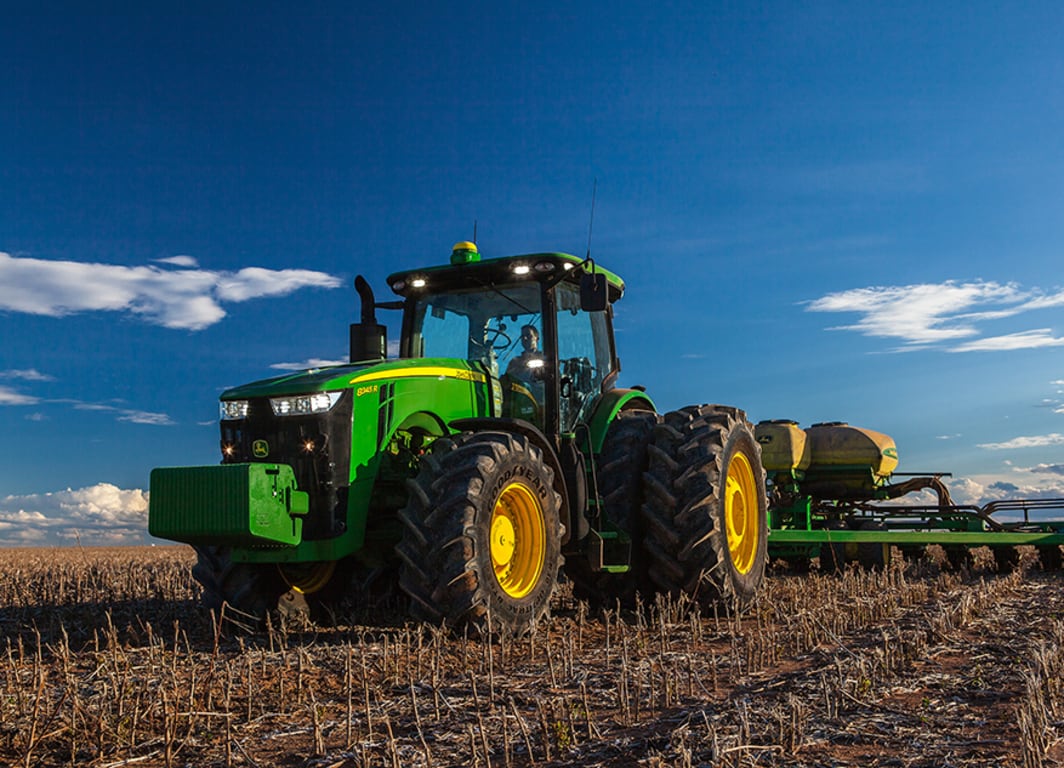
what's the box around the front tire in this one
[642,405,768,607]
[396,431,563,635]
[191,545,287,629]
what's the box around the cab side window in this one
[555,283,613,431]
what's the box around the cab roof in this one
[386,248,625,303]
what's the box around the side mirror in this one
[580,272,608,312]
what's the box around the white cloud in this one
[1027,464,1064,477]
[155,255,199,268]
[0,483,150,546]
[806,281,1024,345]
[117,410,175,426]
[2,391,174,424]
[941,477,987,506]
[214,266,340,302]
[949,329,1064,353]
[0,368,54,381]
[0,252,342,330]
[270,357,349,371]
[0,385,40,405]
[977,433,1064,450]
[806,280,1064,352]
[1020,291,1064,311]
[68,401,175,425]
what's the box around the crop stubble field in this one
[2,546,1063,767]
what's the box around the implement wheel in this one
[856,521,891,571]
[945,545,973,571]
[993,546,1020,574]
[192,545,287,630]
[642,405,768,607]
[565,409,660,609]
[818,519,849,575]
[1039,545,1063,571]
[396,431,563,636]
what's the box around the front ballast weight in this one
[149,464,309,547]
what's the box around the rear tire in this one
[642,405,768,608]
[396,431,563,636]
[565,409,659,609]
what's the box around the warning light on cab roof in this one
[450,241,480,265]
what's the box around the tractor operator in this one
[506,324,546,380]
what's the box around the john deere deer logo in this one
[252,440,269,458]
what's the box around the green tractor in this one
[149,242,769,633]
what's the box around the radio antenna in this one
[473,219,478,245]
[585,178,597,260]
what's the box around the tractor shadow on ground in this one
[0,597,208,651]
[1,594,428,657]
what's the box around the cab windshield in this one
[408,283,544,376]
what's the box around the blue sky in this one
[3,2,1064,545]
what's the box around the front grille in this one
[220,391,353,540]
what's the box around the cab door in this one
[553,282,615,434]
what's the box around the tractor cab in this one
[359,242,626,440]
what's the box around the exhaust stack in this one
[350,275,387,363]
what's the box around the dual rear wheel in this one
[642,405,769,607]
[399,406,770,630]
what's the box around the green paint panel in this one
[587,389,656,454]
[149,464,306,547]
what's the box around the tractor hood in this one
[221,357,485,400]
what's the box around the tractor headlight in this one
[270,391,343,417]
[220,400,250,420]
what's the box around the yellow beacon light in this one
[450,241,480,265]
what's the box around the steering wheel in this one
[477,326,512,352]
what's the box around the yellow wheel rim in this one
[490,482,546,599]
[724,451,760,575]
[279,561,337,595]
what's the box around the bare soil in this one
[2,545,1062,767]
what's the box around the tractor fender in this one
[448,417,574,545]
[344,409,452,557]
[587,388,657,455]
